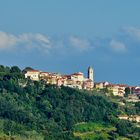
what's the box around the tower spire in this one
[88,66,94,81]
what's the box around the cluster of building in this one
[95,82,128,97]
[94,81,140,98]
[24,67,140,98]
[24,67,94,90]
[95,82,126,96]
[118,115,140,123]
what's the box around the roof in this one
[40,72,49,74]
[27,70,40,72]
[72,72,83,75]
[85,79,93,82]
[118,115,128,117]
[117,84,128,87]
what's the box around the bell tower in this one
[88,66,94,81]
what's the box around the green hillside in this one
[0,65,139,140]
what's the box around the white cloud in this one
[123,27,140,40]
[0,31,18,49]
[0,31,52,52]
[69,36,90,51]
[0,32,92,54]
[109,40,126,53]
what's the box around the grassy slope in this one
[74,122,116,140]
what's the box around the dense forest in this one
[0,65,139,140]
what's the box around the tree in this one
[10,66,21,73]
[135,102,140,108]
[0,65,10,73]
[116,120,134,136]
[22,67,34,73]
[124,87,131,97]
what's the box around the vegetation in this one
[0,65,139,140]
[74,122,116,140]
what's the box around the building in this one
[118,115,129,120]
[127,94,139,102]
[88,66,94,81]
[133,88,140,95]
[71,72,84,82]
[94,81,109,89]
[106,84,125,97]
[83,79,94,90]
[118,115,140,123]
[118,84,127,96]
[40,72,49,79]
[25,70,40,81]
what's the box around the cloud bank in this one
[0,31,17,49]
[1,27,140,55]
[0,31,93,54]
[0,31,52,52]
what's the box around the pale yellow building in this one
[119,115,140,123]
[129,115,140,123]
[106,84,125,97]
[95,82,109,89]
[95,82,104,89]
[40,72,49,79]
[25,70,40,81]
[71,72,84,82]
[118,115,129,120]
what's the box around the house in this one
[118,115,129,120]
[118,115,140,123]
[94,81,109,89]
[57,78,64,87]
[71,72,84,82]
[134,115,140,123]
[129,115,140,123]
[25,70,40,81]
[106,84,125,96]
[127,94,139,102]
[133,88,140,95]
[95,82,104,89]
[106,84,119,96]
[40,72,49,79]
[118,84,127,96]
[83,79,94,90]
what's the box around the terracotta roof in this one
[106,84,118,87]
[85,79,93,82]
[27,70,40,72]
[117,84,128,87]
[40,72,49,74]
[72,72,83,75]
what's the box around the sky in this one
[0,0,140,85]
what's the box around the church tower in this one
[88,66,94,81]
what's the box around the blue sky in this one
[0,0,140,85]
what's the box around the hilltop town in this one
[24,66,140,99]
[24,66,140,124]
[25,67,94,91]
